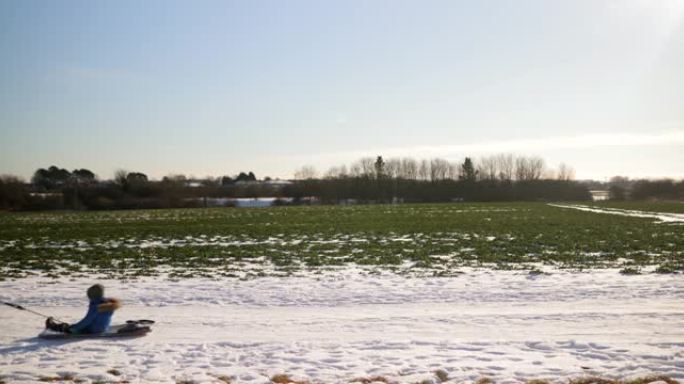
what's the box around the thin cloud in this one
[400,130,684,157]
[278,129,684,171]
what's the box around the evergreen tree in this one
[459,157,477,182]
[374,156,385,179]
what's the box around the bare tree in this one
[357,157,376,178]
[528,156,545,180]
[447,161,460,180]
[515,156,545,180]
[325,165,348,179]
[477,156,498,181]
[430,158,450,181]
[495,153,514,182]
[114,169,128,186]
[514,157,527,181]
[384,158,401,179]
[418,159,430,181]
[556,163,575,181]
[294,165,317,180]
[400,158,418,180]
[349,162,362,177]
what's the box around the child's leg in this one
[45,317,71,333]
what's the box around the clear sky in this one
[1,0,683,181]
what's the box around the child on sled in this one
[46,284,121,334]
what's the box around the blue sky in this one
[1,0,683,180]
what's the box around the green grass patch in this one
[1,203,683,279]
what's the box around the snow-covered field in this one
[548,204,684,223]
[1,268,683,383]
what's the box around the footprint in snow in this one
[525,341,553,351]
[457,346,484,351]
[486,366,505,371]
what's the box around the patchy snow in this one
[549,204,684,223]
[1,269,683,383]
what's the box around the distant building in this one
[263,179,292,186]
[590,190,609,201]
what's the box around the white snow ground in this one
[548,204,684,223]
[1,269,683,383]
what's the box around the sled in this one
[38,320,154,339]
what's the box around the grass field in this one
[1,202,682,280]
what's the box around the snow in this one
[1,269,683,383]
[548,204,684,223]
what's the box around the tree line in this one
[290,155,683,204]
[1,156,682,211]
[603,176,684,201]
[0,166,276,211]
[297,154,574,182]
[287,155,589,203]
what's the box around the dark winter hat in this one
[87,284,104,300]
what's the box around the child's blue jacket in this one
[70,297,114,333]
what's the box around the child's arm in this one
[98,298,121,313]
